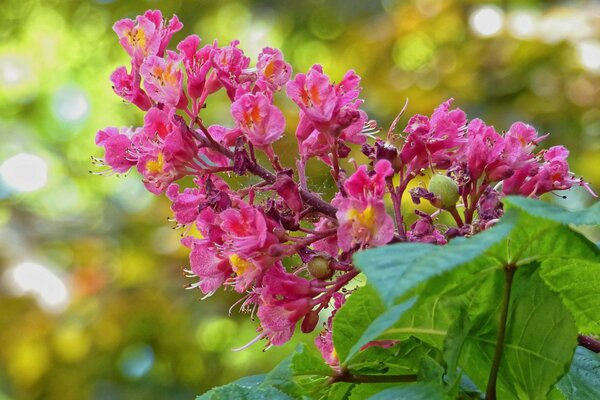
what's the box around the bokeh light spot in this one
[52,85,90,124]
[118,343,155,379]
[577,40,600,73]
[393,33,435,71]
[507,10,538,40]
[3,261,69,313]
[469,5,504,38]
[0,153,48,192]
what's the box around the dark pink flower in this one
[400,99,466,173]
[140,52,186,108]
[335,197,395,251]
[110,65,152,110]
[113,10,182,67]
[211,40,251,100]
[462,118,504,181]
[315,292,346,367]
[176,35,215,101]
[95,126,141,173]
[343,160,393,200]
[256,47,292,91]
[257,266,317,346]
[286,64,336,123]
[406,212,447,245]
[230,92,285,147]
[184,237,232,294]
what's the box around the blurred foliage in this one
[0,0,598,399]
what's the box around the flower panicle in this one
[94,9,596,357]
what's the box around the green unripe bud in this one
[307,255,334,280]
[428,174,459,210]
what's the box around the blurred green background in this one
[0,0,599,399]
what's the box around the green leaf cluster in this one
[200,197,600,399]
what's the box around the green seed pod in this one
[428,174,459,210]
[307,255,334,280]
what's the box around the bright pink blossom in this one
[315,292,346,367]
[256,47,292,91]
[95,126,141,173]
[462,118,504,181]
[258,266,317,346]
[230,92,285,148]
[140,52,186,108]
[211,40,251,100]
[110,65,152,110]
[286,64,336,123]
[113,10,182,67]
[335,197,395,251]
[176,35,215,101]
[400,99,466,173]
[344,160,393,200]
[183,237,232,294]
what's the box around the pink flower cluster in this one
[95,10,594,364]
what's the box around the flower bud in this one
[307,255,334,280]
[301,310,320,333]
[427,174,459,210]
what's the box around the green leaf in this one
[290,343,334,377]
[231,374,266,388]
[367,383,448,400]
[496,214,600,266]
[332,285,384,364]
[540,258,600,333]
[353,211,516,306]
[259,344,333,398]
[197,384,293,400]
[443,309,472,381]
[459,265,578,399]
[348,383,399,400]
[347,337,439,375]
[556,347,600,400]
[503,196,600,226]
[347,299,416,364]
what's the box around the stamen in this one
[231,333,266,352]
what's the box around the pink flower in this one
[230,92,285,147]
[221,205,268,251]
[176,35,215,100]
[462,118,504,181]
[334,160,395,251]
[166,174,231,226]
[256,47,292,91]
[286,64,336,123]
[257,266,317,346]
[135,113,199,194]
[184,237,232,294]
[140,52,186,108]
[335,197,395,251]
[211,40,250,100]
[520,146,585,196]
[400,99,466,173]
[110,65,152,110]
[95,126,141,173]
[113,10,182,67]
[343,160,393,200]
[315,292,346,367]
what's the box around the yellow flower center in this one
[347,205,376,230]
[152,64,178,86]
[229,254,255,277]
[127,28,147,51]
[145,152,165,174]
